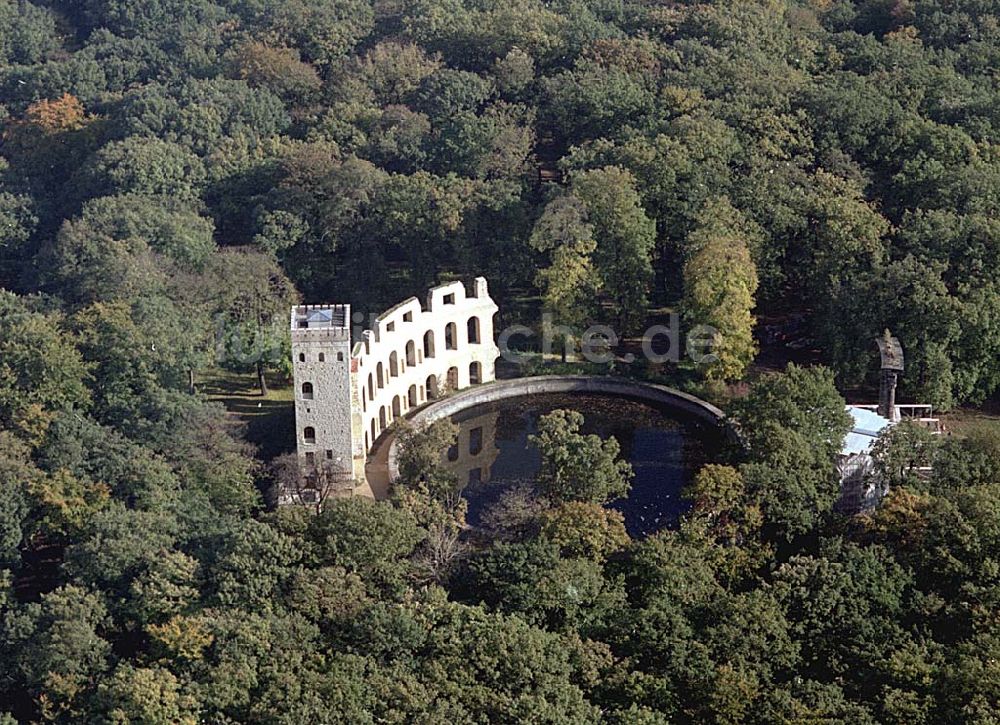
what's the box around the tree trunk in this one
[188,368,196,394]
[257,360,268,396]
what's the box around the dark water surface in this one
[445,393,722,538]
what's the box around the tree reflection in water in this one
[443,393,722,538]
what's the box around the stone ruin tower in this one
[288,277,500,504]
[875,329,904,422]
[289,304,362,494]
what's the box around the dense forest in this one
[2,0,1000,721]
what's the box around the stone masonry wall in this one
[290,316,356,490]
[290,277,500,497]
[354,277,500,460]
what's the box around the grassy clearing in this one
[941,404,1000,439]
[199,368,295,461]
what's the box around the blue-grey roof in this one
[841,406,892,456]
[307,309,335,324]
[294,305,349,329]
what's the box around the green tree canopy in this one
[682,197,761,382]
[530,409,633,504]
[570,166,656,333]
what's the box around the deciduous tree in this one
[682,197,760,382]
[530,409,633,504]
[571,167,656,332]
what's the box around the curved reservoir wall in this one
[386,375,730,480]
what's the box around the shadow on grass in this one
[945,408,1000,439]
[200,369,295,461]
